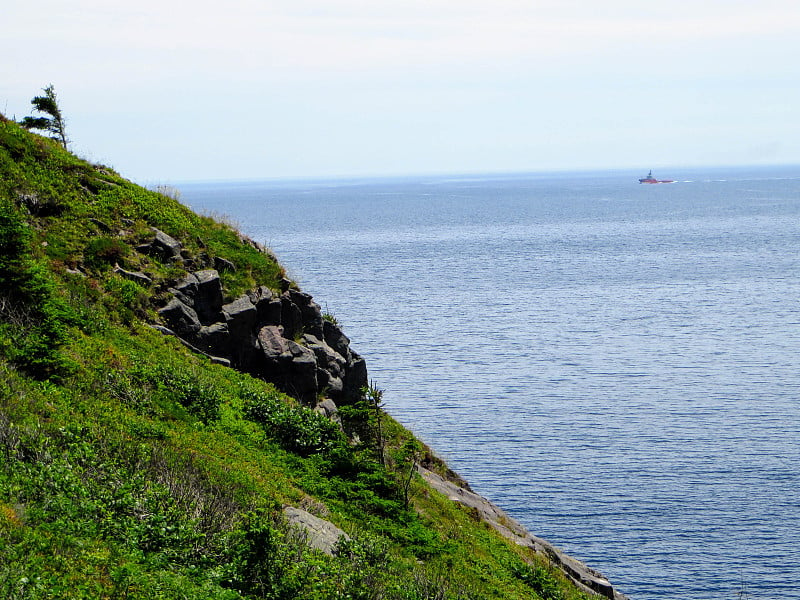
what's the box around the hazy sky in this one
[3,1,800,183]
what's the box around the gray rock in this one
[170,273,200,307]
[112,265,152,286]
[214,256,236,272]
[158,298,201,338]
[283,506,349,556]
[196,322,230,355]
[223,295,257,333]
[280,294,303,340]
[303,334,347,398]
[323,320,352,362]
[257,325,290,359]
[289,289,324,338]
[315,398,342,425]
[247,286,281,325]
[194,269,224,323]
[287,341,318,402]
[223,295,259,368]
[343,352,368,403]
[150,227,183,260]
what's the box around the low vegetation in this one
[0,113,594,599]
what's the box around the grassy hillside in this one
[0,116,596,600]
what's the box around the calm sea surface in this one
[180,167,800,600]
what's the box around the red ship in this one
[639,170,674,184]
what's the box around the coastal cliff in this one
[0,117,627,599]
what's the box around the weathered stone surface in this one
[289,289,324,338]
[223,295,257,335]
[158,298,200,338]
[315,398,342,425]
[257,325,290,359]
[343,352,368,402]
[323,320,352,362]
[303,335,345,374]
[222,295,259,369]
[112,265,151,285]
[303,334,346,398]
[247,286,282,325]
[170,273,199,307]
[195,322,230,355]
[150,227,182,260]
[287,341,318,403]
[246,285,272,306]
[193,269,224,323]
[214,256,236,272]
[418,467,627,600]
[155,269,367,406]
[283,506,349,556]
[280,294,303,340]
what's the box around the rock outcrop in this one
[157,267,367,406]
[283,506,349,556]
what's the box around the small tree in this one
[21,85,68,148]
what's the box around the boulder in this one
[112,265,152,286]
[257,325,290,360]
[289,289,324,338]
[195,322,230,356]
[280,294,303,340]
[323,320,352,362]
[287,341,318,403]
[223,295,257,337]
[303,334,347,398]
[247,286,282,325]
[170,273,199,307]
[150,227,183,261]
[158,298,201,338]
[214,256,236,272]
[343,352,368,403]
[193,269,224,323]
[283,506,349,556]
[222,295,259,369]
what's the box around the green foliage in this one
[506,559,566,600]
[84,236,128,268]
[244,390,347,457]
[20,85,68,149]
[138,364,223,425]
[0,119,598,600]
[0,199,78,376]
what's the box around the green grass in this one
[0,117,597,600]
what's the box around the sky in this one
[3,0,800,183]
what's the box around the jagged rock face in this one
[158,268,367,405]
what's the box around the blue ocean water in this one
[180,166,800,600]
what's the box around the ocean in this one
[180,166,800,600]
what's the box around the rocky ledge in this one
[148,228,367,407]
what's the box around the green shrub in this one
[84,236,128,268]
[243,390,347,457]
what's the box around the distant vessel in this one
[639,170,674,184]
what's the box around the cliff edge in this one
[0,116,627,599]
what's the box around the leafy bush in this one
[243,390,347,457]
[133,364,222,424]
[84,236,128,268]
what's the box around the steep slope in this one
[0,116,625,600]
